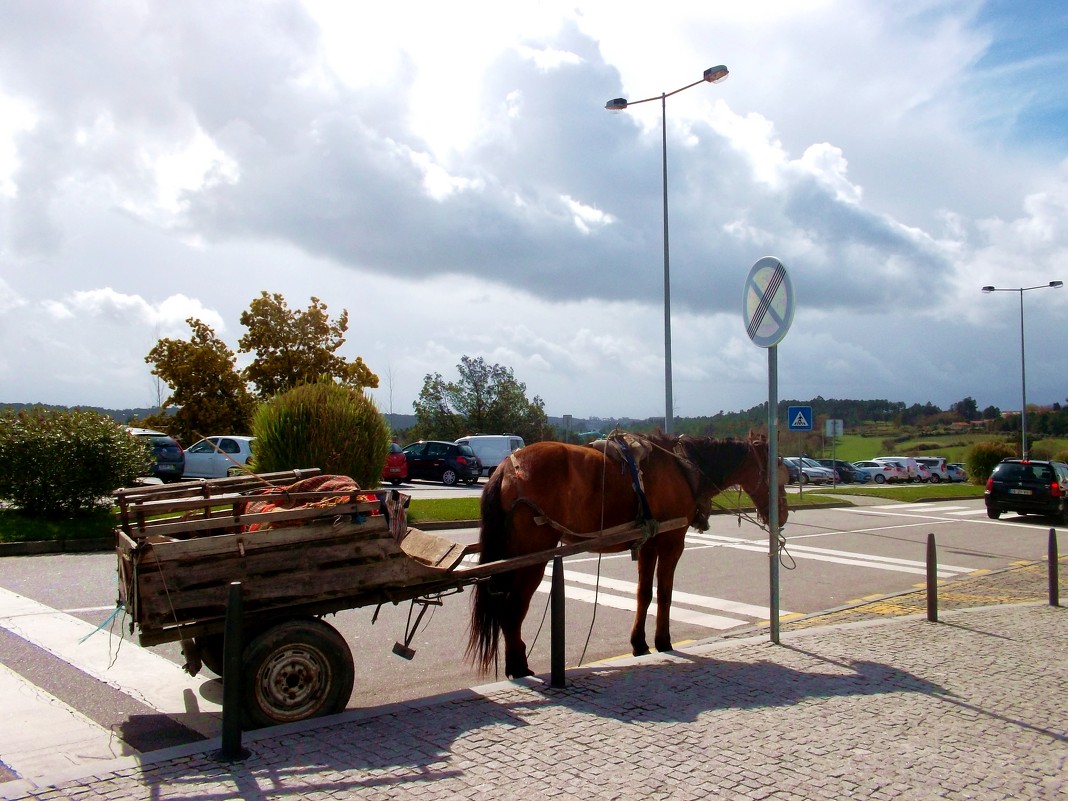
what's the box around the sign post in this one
[825,419,843,485]
[743,256,795,645]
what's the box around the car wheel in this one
[987,508,1001,520]
[928,475,940,484]
[873,474,885,484]
[441,469,458,486]
[798,473,808,485]
[390,479,402,486]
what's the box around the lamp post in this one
[606,65,729,434]
[981,281,1063,459]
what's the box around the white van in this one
[455,434,525,477]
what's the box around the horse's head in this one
[741,435,789,527]
[681,434,788,528]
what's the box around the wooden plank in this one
[123,501,378,540]
[131,549,445,631]
[131,516,390,564]
[120,488,376,519]
[114,469,322,504]
[399,529,472,570]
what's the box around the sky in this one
[1,0,1067,424]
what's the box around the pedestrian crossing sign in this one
[787,406,813,431]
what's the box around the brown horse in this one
[467,432,788,678]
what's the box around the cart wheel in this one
[195,634,225,676]
[242,618,354,728]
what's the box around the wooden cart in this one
[114,469,684,727]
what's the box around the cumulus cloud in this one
[0,0,1065,417]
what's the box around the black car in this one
[402,440,482,486]
[984,459,1068,522]
[129,427,184,483]
[817,458,864,483]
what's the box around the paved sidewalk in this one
[3,560,1065,800]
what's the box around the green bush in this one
[0,409,151,516]
[252,380,390,489]
[1054,449,1068,464]
[964,440,1016,485]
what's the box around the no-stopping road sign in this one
[743,257,795,348]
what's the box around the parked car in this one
[381,441,408,485]
[782,459,800,484]
[947,463,967,483]
[127,427,184,483]
[873,456,922,482]
[455,434,525,477]
[182,436,256,479]
[782,457,835,485]
[913,462,932,483]
[817,459,866,483]
[402,440,482,486]
[984,459,1068,522]
[852,460,902,484]
[915,456,951,483]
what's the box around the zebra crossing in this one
[0,586,220,794]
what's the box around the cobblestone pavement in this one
[3,559,1065,800]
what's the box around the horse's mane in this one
[672,435,761,489]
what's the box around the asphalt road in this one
[0,491,1061,785]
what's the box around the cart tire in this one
[195,634,225,676]
[242,618,354,728]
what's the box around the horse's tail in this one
[466,466,510,674]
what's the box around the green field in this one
[800,432,1068,464]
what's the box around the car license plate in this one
[1009,488,1032,495]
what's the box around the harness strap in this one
[612,435,658,555]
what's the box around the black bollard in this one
[550,556,565,688]
[216,581,250,762]
[926,533,938,623]
[1050,528,1060,608]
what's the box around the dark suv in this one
[402,440,482,486]
[984,459,1068,522]
[128,427,184,483]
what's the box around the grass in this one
[0,507,116,544]
[815,483,985,501]
[406,497,482,523]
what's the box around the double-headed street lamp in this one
[981,280,1063,459]
[605,65,729,434]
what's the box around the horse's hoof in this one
[507,668,535,679]
[655,643,674,653]
[631,646,651,657]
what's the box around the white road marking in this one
[556,570,790,618]
[0,587,219,737]
[686,533,970,576]
[534,581,748,629]
[0,662,132,789]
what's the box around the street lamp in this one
[606,65,729,434]
[981,280,1063,459]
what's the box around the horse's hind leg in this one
[499,563,546,678]
[629,545,657,656]
[652,532,686,652]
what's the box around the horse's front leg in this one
[499,564,546,678]
[630,545,657,656]
[652,531,687,653]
